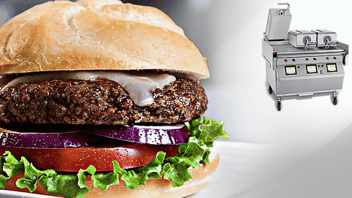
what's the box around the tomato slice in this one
[0,144,179,172]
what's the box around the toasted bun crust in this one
[4,152,220,198]
[0,0,209,79]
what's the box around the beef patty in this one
[0,78,207,125]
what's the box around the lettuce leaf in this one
[163,117,230,187]
[121,151,166,189]
[0,151,25,188]
[40,175,89,198]
[16,157,56,192]
[163,162,192,187]
[91,161,121,192]
[0,116,230,197]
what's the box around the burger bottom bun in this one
[4,152,220,198]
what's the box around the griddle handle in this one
[277,3,290,11]
[344,54,349,66]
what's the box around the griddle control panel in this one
[283,63,338,75]
[277,56,343,77]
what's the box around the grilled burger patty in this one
[0,78,207,125]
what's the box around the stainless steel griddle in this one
[262,3,349,111]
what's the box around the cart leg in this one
[331,91,337,105]
[276,97,281,111]
[268,85,273,95]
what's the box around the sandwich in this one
[0,0,230,197]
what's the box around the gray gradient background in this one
[1,0,352,197]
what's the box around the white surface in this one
[191,130,352,198]
[189,141,277,198]
[0,190,52,198]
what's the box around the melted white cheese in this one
[1,71,176,107]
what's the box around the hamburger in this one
[0,0,230,197]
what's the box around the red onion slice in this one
[0,129,106,148]
[87,124,190,145]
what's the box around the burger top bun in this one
[0,0,209,80]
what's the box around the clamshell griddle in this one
[262,3,349,111]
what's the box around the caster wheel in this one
[276,101,281,111]
[268,86,273,95]
[333,97,337,105]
